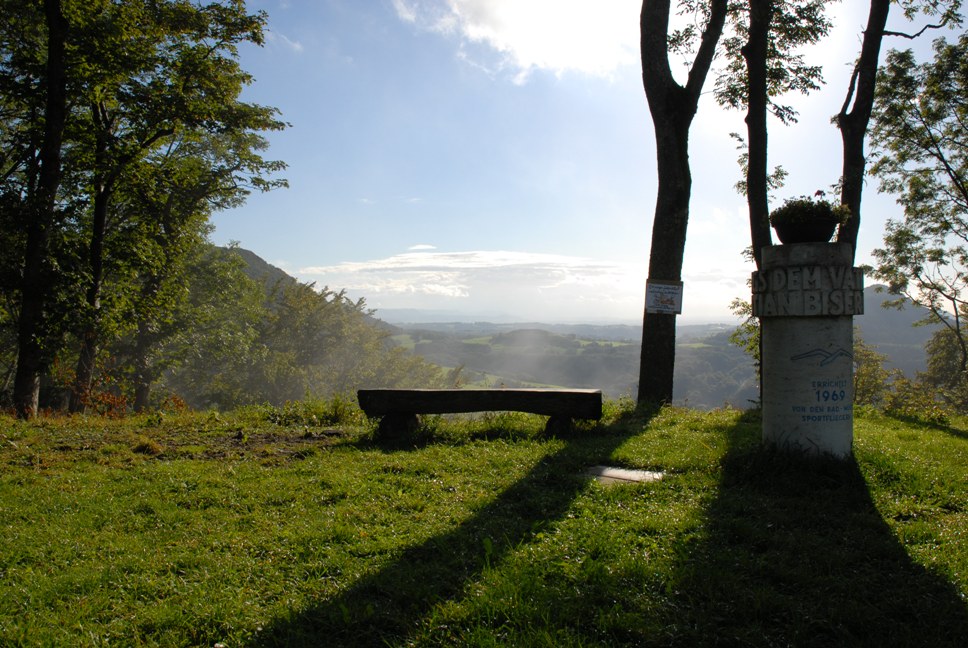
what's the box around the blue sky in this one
[210,0,945,324]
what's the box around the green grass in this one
[1,404,966,646]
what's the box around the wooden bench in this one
[357,388,603,437]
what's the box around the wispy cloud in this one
[408,244,437,251]
[391,0,639,82]
[298,249,645,320]
[391,0,418,23]
[266,29,304,53]
[297,248,749,322]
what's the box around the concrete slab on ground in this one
[585,465,664,484]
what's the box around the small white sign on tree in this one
[646,280,683,314]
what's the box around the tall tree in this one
[7,0,71,418]
[638,0,830,404]
[868,33,968,376]
[65,0,284,412]
[922,327,968,412]
[713,0,958,269]
[741,0,774,267]
[117,126,286,411]
[0,0,286,416]
[835,0,962,259]
[833,0,890,255]
[716,0,830,268]
[714,1,959,405]
[637,0,728,405]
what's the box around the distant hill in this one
[225,246,395,332]
[225,246,296,289]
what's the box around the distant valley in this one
[381,286,938,409]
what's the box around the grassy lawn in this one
[0,403,966,646]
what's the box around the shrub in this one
[883,376,950,426]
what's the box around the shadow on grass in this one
[885,412,968,441]
[250,408,968,646]
[250,412,653,647]
[664,414,968,646]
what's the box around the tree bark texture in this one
[637,0,727,405]
[13,0,69,418]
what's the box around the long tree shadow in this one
[250,411,654,647]
[884,412,968,441]
[665,414,968,646]
[251,409,968,646]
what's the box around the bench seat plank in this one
[358,388,603,420]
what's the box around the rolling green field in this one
[1,402,966,646]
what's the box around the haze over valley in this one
[241,249,937,410]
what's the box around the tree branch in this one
[882,16,953,40]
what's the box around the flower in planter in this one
[769,192,850,244]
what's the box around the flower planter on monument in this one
[753,199,863,458]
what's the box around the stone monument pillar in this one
[752,243,864,458]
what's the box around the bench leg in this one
[377,413,420,438]
[544,415,574,436]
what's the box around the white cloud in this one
[297,250,680,322]
[391,0,418,23]
[298,249,648,321]
[408,244,438,251]
[266,29,304,53]
[297,248,743,322]
[392,0,640,81]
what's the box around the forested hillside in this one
[0,243,442,413]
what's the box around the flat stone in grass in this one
[585,465,664,484]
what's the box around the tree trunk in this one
[131,286,161,412]
[132,307,158,412]
[638,122,692,404]
[69,183,108,413]
[69,332,99,412]
[69,100,113,414]
[740,0,774,402]
[636,0,727,405]
[836,0,891,260]
[68,286,108,413]
[743,0,773,269]
[13,0,69,419]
